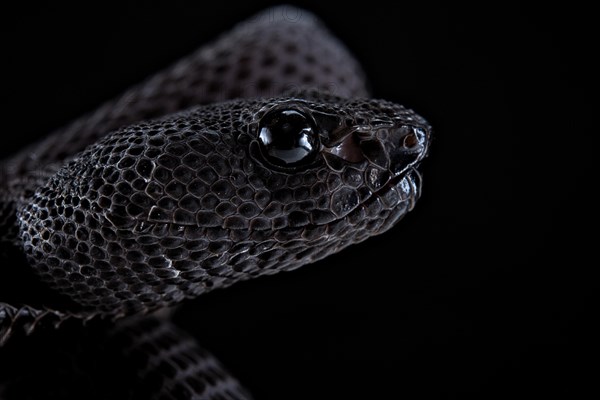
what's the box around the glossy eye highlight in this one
[258,109,320,168]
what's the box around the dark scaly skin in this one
[0,316,252,399]
[17,92,429,318]
[0,6,369,340]
[0,6,367,244]
[0,7,430,341]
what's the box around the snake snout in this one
[387,125,430,177]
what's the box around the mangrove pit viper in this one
[0,5,430,355]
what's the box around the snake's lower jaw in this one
[394,167,423,221]
[374,167,423,234]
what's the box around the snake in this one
[0,6,430,396]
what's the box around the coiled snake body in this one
[0,7,430,349]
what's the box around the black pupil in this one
[258,109,319,167]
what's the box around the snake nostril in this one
[402,132,419,149]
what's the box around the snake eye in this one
[258,109,320,168]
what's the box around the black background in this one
[0,1,595,398]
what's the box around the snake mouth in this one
[366,166,422,212]
[126,168,422,235]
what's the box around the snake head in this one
[17,90,430,317]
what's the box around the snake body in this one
[0,316,253,400]
[0,7,430,343]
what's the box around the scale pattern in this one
[17,94,430,317]
[0,316,252,399]
[0,6,430,339]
